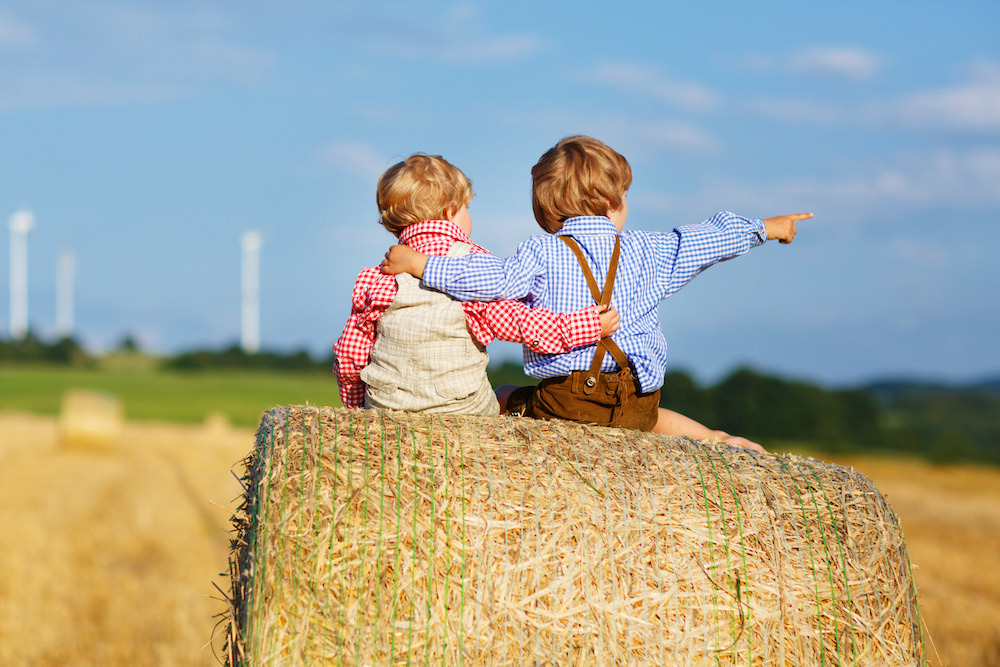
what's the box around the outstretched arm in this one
[763,212,813,244]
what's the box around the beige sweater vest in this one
[361,242,500,416]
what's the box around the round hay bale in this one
[58,389,124,453]
[223,406,924,666]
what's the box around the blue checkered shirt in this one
[423,211,767,392]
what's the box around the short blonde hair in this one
[376,154,473,237]
[531,135,632,233]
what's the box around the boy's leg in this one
[495,384,524,414]
[653,407,766,453]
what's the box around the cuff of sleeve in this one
[567,306,603,347]
[422,256,447,289]
[751,218,767,245]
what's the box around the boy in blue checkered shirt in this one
[381,135,811,452]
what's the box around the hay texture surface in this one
[225,406,923,666]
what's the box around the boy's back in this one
[363,241,498,415]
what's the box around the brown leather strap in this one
[558,235,630,394]
[560,234,619,307]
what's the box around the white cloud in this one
[751,59,1000,133]
[322,141,391,181]
[750,97,845,125]
[634,120,719,153]
[893,77,1000,131]
[742,45,884,81]
[0,6,272,110]
[366,3,542,64]
[890,237,950,268]
[636,147,1000,224]
[584,62,719,111]
[0,8,36,48]
[788,46,884,81]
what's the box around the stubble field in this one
[0,411,997,666]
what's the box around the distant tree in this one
[486,360,533,389]
[47,336,91,366]
[660,370,714,425]
[117,333,141,353]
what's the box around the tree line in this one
[488,362,1000,466]
[3,334,997,465]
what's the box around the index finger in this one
[789,212,813,222]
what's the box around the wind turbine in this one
[57,248,76,339]
[241,231,262,354]
[8,209,35,340]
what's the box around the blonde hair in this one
[376,154,473,237]
[531,135,632,233]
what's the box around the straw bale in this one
[58,389,124,453]
[224,406,924,666]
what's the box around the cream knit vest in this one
[361,242,500,415]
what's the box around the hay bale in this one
[224,406,924,666]
[58,389,124,453]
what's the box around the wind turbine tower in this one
[241,231,262,354]
[57,248,76,339]
[8,209,35,340]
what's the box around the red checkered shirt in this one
[333,220,602,407]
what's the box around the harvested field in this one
[0,409,997,665]
[0,410,247,666]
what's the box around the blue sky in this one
[2,1,999,386]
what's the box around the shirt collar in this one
[555,216,619,236]
[399,220,476,251]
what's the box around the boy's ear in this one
[443,207,456,221]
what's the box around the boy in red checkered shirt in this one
[333,153,618,415]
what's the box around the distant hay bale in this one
[58,389,124,453]
[203,411,232,436]
[224,406,924,666]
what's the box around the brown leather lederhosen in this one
[506,235,660,431]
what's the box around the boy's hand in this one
[597,304,620,338]
[381,244,429,278]
[763,212,813,244]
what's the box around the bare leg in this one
[653,407,765,453]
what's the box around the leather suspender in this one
[558,235,632,395]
